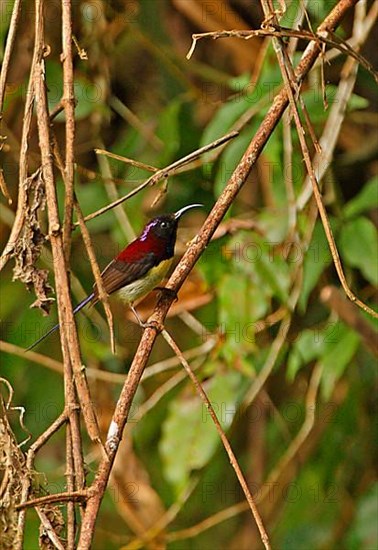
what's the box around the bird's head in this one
[140,204,203,247]
[117,204,203,263]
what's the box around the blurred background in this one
[1,1,377,548]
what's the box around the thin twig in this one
[261,362,324,497]
[66,424,76,550]
[0,338,217,385]
[51,137,117,355]
[138,356,208,420]
[281,0,308,241]
[123,480,199,549]
[76,131,238,226]
[94,149,158,173]
[322,0,378,65]
[96,140,136,241]
[0,0,22,116]
[74,197,116,354]
[61,0,76,262]
[161,329,271,549]
[16,490,88,511]
[186,27,378,82]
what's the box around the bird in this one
[26,204,203,350]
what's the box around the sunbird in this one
[27,204,202,350]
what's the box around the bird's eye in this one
[160,221,168,228]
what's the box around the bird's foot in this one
[130,305,164,332]
[139,319,165,333]
[154,286,178,302]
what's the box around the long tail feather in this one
[26,293,95,352]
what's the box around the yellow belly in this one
[117,258,173,304]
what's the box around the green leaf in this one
[201,63,281,153]
[320,324,360,400]
[287,321,358,382]
[300,85,369,124]
[159,371,242,494]
[346,93,369,111]
[45,60,104,120]
[218,272,265,326]
[201,95,253,151]
[217,272,266,359]
[214,127,256,196]
[156,98,183,165]
[344,177,378,218]
[254,244,291,303]
[227,232,291,303]
[339,217,378,285]
[228,73,251,91]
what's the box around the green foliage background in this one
[1,0,377,548]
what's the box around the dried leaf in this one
[39,504,65,550]
[0,388,27,550]
[12,170,55,315]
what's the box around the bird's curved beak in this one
[174,204,203,220]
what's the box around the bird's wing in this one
[93,253,157,300]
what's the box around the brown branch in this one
[0,0,22,117]
[16,490,88,511]
[76,2,360,548]
[74,197,116,353]
[66,425,76,550]
[61,0,76,263]
[51,130,117,356]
